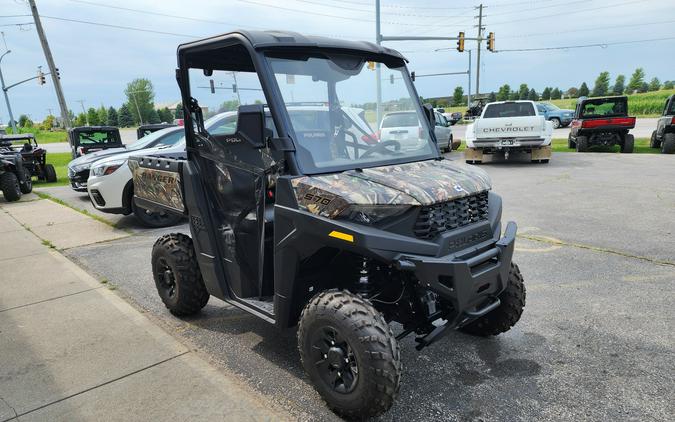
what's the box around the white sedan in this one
[87,112,238,227]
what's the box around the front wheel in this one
[460,262,526,337]
[621,134,634,153]
[43,163,57,183]
[151,233,209,316]
[133,199,183,228]
[20,168,32,194]
[298,290,401,419]
[550,118,561,129]
[0,172,22,202]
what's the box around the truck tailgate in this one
[474,116,544,139]
[128,154,186,215]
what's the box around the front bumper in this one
[87,165,131,213]
[68,168,90,192]
[396,221,516,326]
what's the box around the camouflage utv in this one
[130,30,526,419]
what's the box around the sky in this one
[0,0,673,123]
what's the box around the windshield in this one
[581,98,627,118]
[127,128,181,151]
[543,103,559,111]
[77,131,119,146]
[267,54,436,174]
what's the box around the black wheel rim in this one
[24,171,32,190]
[155,257,176,299]
[310,326,359,394]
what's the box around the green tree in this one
[158,107,173,123]
[451,86,464,106]
[496,84,511,101]
[174,103,183,119]
[509,91,520,101]
[527,88,539,101]
[592,71,610,97]
[74,113,87,127]
[639,82,649,93]
[216,100,240,113]
[107,107,119,126]
[648,77,661,91]
[97,106,107,125]
[148,108,161,124]
[612,75,625,95]
[18,114,32,127]
[40,115,56,131]
[578,82,590,97]
[541,87,552,100]
[551,88,562,100]
[664,80,674,90]
[627,68,645,93]
[518,83,529,100]
[124,78,155,124]
[118,104,134,127]
[488,91,496,102]
[87,107,100,126]
[565,87,578,98]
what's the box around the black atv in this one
[464,97,487,121]
[130,30,525,419]
[568,96,636,153]
[0,133,57,182]
[0,140,32,201]
[650,94,675,154]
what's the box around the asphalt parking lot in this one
[49,152,673,421]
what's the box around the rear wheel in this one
[20,168,32,194]
[133,199,183,228]
[151,233,209,316]
[0,172,21,202]
[575,136,588,152]
[567,135,576,149]
[550,118,561,129]
[663,133,675,154]
[460,263,526,337]
[298,290,401,419]
[43,164,57,183]
[621,134,634,153]
[650,131,660,148]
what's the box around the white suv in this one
[87,112,237,227]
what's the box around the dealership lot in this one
[44,152,674,421]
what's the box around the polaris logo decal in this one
[448,230,491,249]
[482,126,535,133]
[453,184,468,194]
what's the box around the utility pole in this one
[474,4,485,97]
[375,0,382,126]
[28,0,71,129]
[467,50,472,107]
[0,50,18,133]
[76,99,88,126]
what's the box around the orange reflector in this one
[328,230,354,243]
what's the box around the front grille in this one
[90,189,106,207]
[414,191,489,239]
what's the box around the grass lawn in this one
[551,137,656,153]
[32,152,71,188]
[4,129,67,144]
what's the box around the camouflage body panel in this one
[292,159,492,218]
[129,159,185,213]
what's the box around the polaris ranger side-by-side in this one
[568,96,636,153]
[131,31,525,418]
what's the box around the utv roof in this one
[138,123,177,130]
[69,126,119,133]
[178,30,408,69]
[576,95,627,104]
[0,133,36,141]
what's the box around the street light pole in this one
[0,49,18,134]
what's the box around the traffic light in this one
[487,32,495,52]
[55,68,61,79]
[37,69,46,85]
[456,31,465,52]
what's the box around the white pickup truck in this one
[465,100,553,164]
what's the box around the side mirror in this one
[422,103,435,127]
[236,104,266,149]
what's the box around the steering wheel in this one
[361,140,402,158]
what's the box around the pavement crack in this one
[0,287,104,313]
[0,396,18,422]
[517,234,675,267]
[12,352,189,420]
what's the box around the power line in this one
[500,19,675,39]
[489,0,649,26]
[0,22,32,27]
[285,0,475,19]
[0,15,32,18]
[494,36,675,52]
[487,0,587,17]
[40,15,202,38]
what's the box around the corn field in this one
[549,89,675,116]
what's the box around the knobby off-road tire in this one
[650,131,660,149]
[621,134,634,153]
[567,135,576,149]
[20,168,32,194]
[575,136,588,152]
[0,172,21,202]
[662,133,675,154]
[460,263,526,337]
[151,233,209,316]
[298,290,401,420]
[43,164,57,183]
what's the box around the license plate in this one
[501,139,514,146]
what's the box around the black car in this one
[568,96,635,153]
[68,126,124,158]
[136,123,177,139]
[67,126,184,192]
[650,94,675,154]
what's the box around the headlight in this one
[338,204,412,225]
[91,159,127,177]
